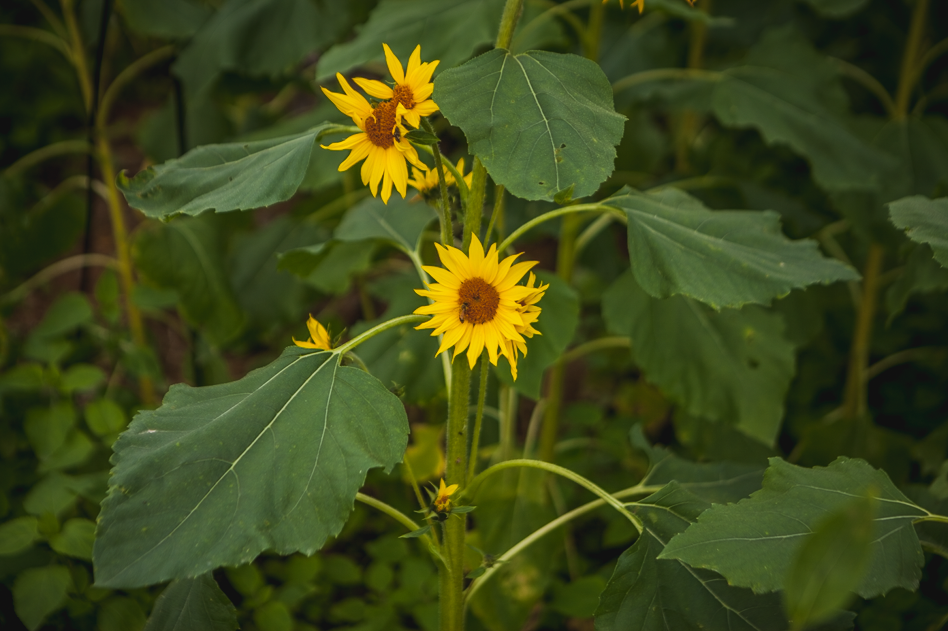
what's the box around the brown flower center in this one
[392,84,416,110]
[365,100,398,148]
[458,278,499,325]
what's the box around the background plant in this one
[1,0,948,630]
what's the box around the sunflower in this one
[354,44,439,129]
[408,157,473,196]
[413,235,542,375]
[433,478,459,513]
[293,315,332,350]
[321,74,427,204]
[502,272,548,380]
[605,0,695,12]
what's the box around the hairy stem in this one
[468,355,490,481]
[842,244,884,419]
[334,314,426,355]
[498,203,625,252]
[421,117,454,246]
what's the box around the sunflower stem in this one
[334,314,427,355]
[441,358,472,631]
[468,353,490,481]
[463,159,488,250]
[421,117,454,246]
[498,203,625,252]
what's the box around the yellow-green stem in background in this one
[421,117,454,246]
[894,0,931,119]
[842,244,884,419]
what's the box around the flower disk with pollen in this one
[364,101,398,149]
[413,235,545,376]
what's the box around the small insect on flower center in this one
[392,84,416,110]
[457,278,500,325]
[364,100,398,149]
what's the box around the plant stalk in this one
[842,244,884,419]
[894,0,930,119]
[421,117,454,246]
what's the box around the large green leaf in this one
[334,195,437,253]
[434,49,626,202]
[660,457,926,598]
[783,494,874,629]
[174,0,351,96]
[889,196,948,268]
[595,482,789,631]
[603,272,795,445]
[121,0,212,38]
[316,0,502,81]
[711,27,894,192]
[134,215,244,346]
[118,125,338,218]
[144,574,238,631]
[13,565,73,631]
[495,272,580,399]
[608,187,858,309]
[93,346,410,588]
[885,245,948,322]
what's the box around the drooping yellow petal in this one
[353,77,394,100]
[382,43,406,84]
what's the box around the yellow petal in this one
[383,43,406,84]
[353,77,394,100]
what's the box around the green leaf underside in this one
[143,574,238,631]
[609,187,858,309]
[889,196,948,268]
[711,28,895,192]
[334,195,437,253]
[783,495,874,629]
[434,48,626,202]
[660,457,926,598]
[118,126,333,218]
[134,216,243,345]
[603,272,795,445]
[595,482,789,631]
[93,347,409,589]
[316,0,501,82]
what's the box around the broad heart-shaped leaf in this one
[316,0,502,82]
[118,125,338,218]
[595,482,789,631]
[603,272,795,446]
[174,0,353,97]
[133,214,244,346]
[434,49,626,202]
[660,457,927,599]
[711,27,895,193]
[608,187,858,309]
[93,347,409,589]
[495,272,580,399]
[630,426,764,505]
[334,195,437,253]
[889,196,948,268]
[143,574,238,631]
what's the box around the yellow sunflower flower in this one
[321,73,427,204]
[408,158,473,196]
[354,43,440,129]
[502,272,549,380]
[433,478,459,513]
[293,315,332,350]
[413,234,542,375]
[605,0,695,12]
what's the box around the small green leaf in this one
[93,347,409,588]
[49,518,96,560]
[30,292,93,339]
[0,517,40,556]
[603,272,795,445]
[23,472,108,517]
[0,364,47,392]
[404,128,440,145]
[435,49,626,202]
[13,565,73,631]
[660,457,926,598]
[595,483,788,631]
[465,565,486,579]
[98,597,147,631]
[144,574,238,631]
[253,601,293,631]
[608,187,859,309]
[495,272,580,399]
[25,402,75,460]
[334,195,437,253]
[400,524,432,539]
[888,195,948,268]
[60,364,106,393]
[85,399,128,437]
[134,215,244,345]
[118,125,337,218]
[784,494,875,630]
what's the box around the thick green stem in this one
[612,67,722,95]
[355,493,422,533]
[842,244,884,419]
[463,159,488,250]
[335,314,426,355]
[538,214,581,462]
[498,203,624,252]
[440,359,472,631]
[421,117,454,246]
[468,355,490,481]
[894,0,930,119]
[485,185,505,246]
[495,0,524,50]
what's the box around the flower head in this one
[413,235,543,376]
[354,44,440,129]
[408,157,473,197]
[605,0,695,12]
[433,478,459,513]
[321,74,428,204]
[293,315,332,350]
[502,272,549,380]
